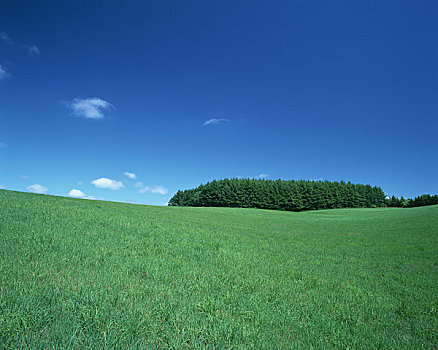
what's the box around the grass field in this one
[0,189,437,349]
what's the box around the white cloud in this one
[0,65,10,80]
[135,181,168,195]
[203,118,228,126]
[139,185,168,195]
[68,188,97,200]
[68,97,114,120]
[91,177,124,190]
[68,188,98,200]
[20,175,29,180]
[123,171,137,179]
[258,174,268,179]
[68,189,86,198]
[0,184,5,190]
[27,184,48,194]
[78,181,83,185]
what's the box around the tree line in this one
[385,194,438,208]
[168,178,387,211]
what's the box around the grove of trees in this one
[168,178,387,211]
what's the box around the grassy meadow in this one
[0,189,437,349]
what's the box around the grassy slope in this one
[0,189,437,349]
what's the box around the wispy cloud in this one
[20,175,29,180]
[141,186,168,195]
[203,118,229,126]
[0,31,40,56]
[91,177,124,190]
[68,189,96,200]
[27,45,40,56]
[27,184,48,194]
[258,174,268,179]
[67,97,114,120]
[135,182,168,195]
[0,65,10,80]
[123,171,137,179]
[0,142,8,148]
[0,184,5,190]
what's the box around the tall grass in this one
[1,189,437,349]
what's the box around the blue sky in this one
[1,0,437,205]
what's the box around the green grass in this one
[1,189,437,349]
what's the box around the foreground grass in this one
[0,190,437,349]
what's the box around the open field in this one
[0,189,437,349]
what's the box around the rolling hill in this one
[1,189,437,349]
